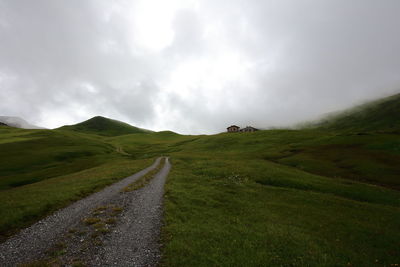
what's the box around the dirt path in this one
[0,157,171,266]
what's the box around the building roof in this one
[227,125,240,129]
[240,126,259,131]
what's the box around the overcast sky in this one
[1,0,400,134]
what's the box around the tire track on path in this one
[86,157,171,266]
[0,157,168,266]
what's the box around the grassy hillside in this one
[111,128,400,189]
[0,93,399,265]
[162,155,399,266]
[107,128,400,265]
[0,127,114,190]
[313,93,400,133]
[58,116,151,136]
[1,128,399,265]
[0,125,154,239]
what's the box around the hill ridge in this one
[309,92,400,133]
[58,116,152,136]
[0,116,42,129]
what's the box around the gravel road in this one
[86,157,171,266]
[0,157,170,266]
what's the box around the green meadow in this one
[0,94,399,265]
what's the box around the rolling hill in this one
[312,93,400,133]
[0,128,116,191]
[58,116,152,136]
[0,93,399,265]
[0,116,42,129]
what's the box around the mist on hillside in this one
[0,116,42,129]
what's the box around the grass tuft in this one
[111,206,123,213]
[105,218,116,225]
[82,217,101,225]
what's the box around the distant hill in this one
[154,131,180,137]
[310,93,400,133]
[0,116,42,129]
[58,116,152,136]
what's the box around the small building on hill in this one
[227,125,259,133]
[227,125,240,132]
[240,126,259,132]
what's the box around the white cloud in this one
[1,0,400,134]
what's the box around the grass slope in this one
[107,129,400,264]
[114,129,400,189]
[0,126,154,239]
[58,116,151,136]
[162,156,399,266]
[0,93,399,265]
[0,127,113,190]
[313,93,400,133]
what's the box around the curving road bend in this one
[0,157,171,266]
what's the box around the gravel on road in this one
[85,157,171,266]
[0,157,170,267]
